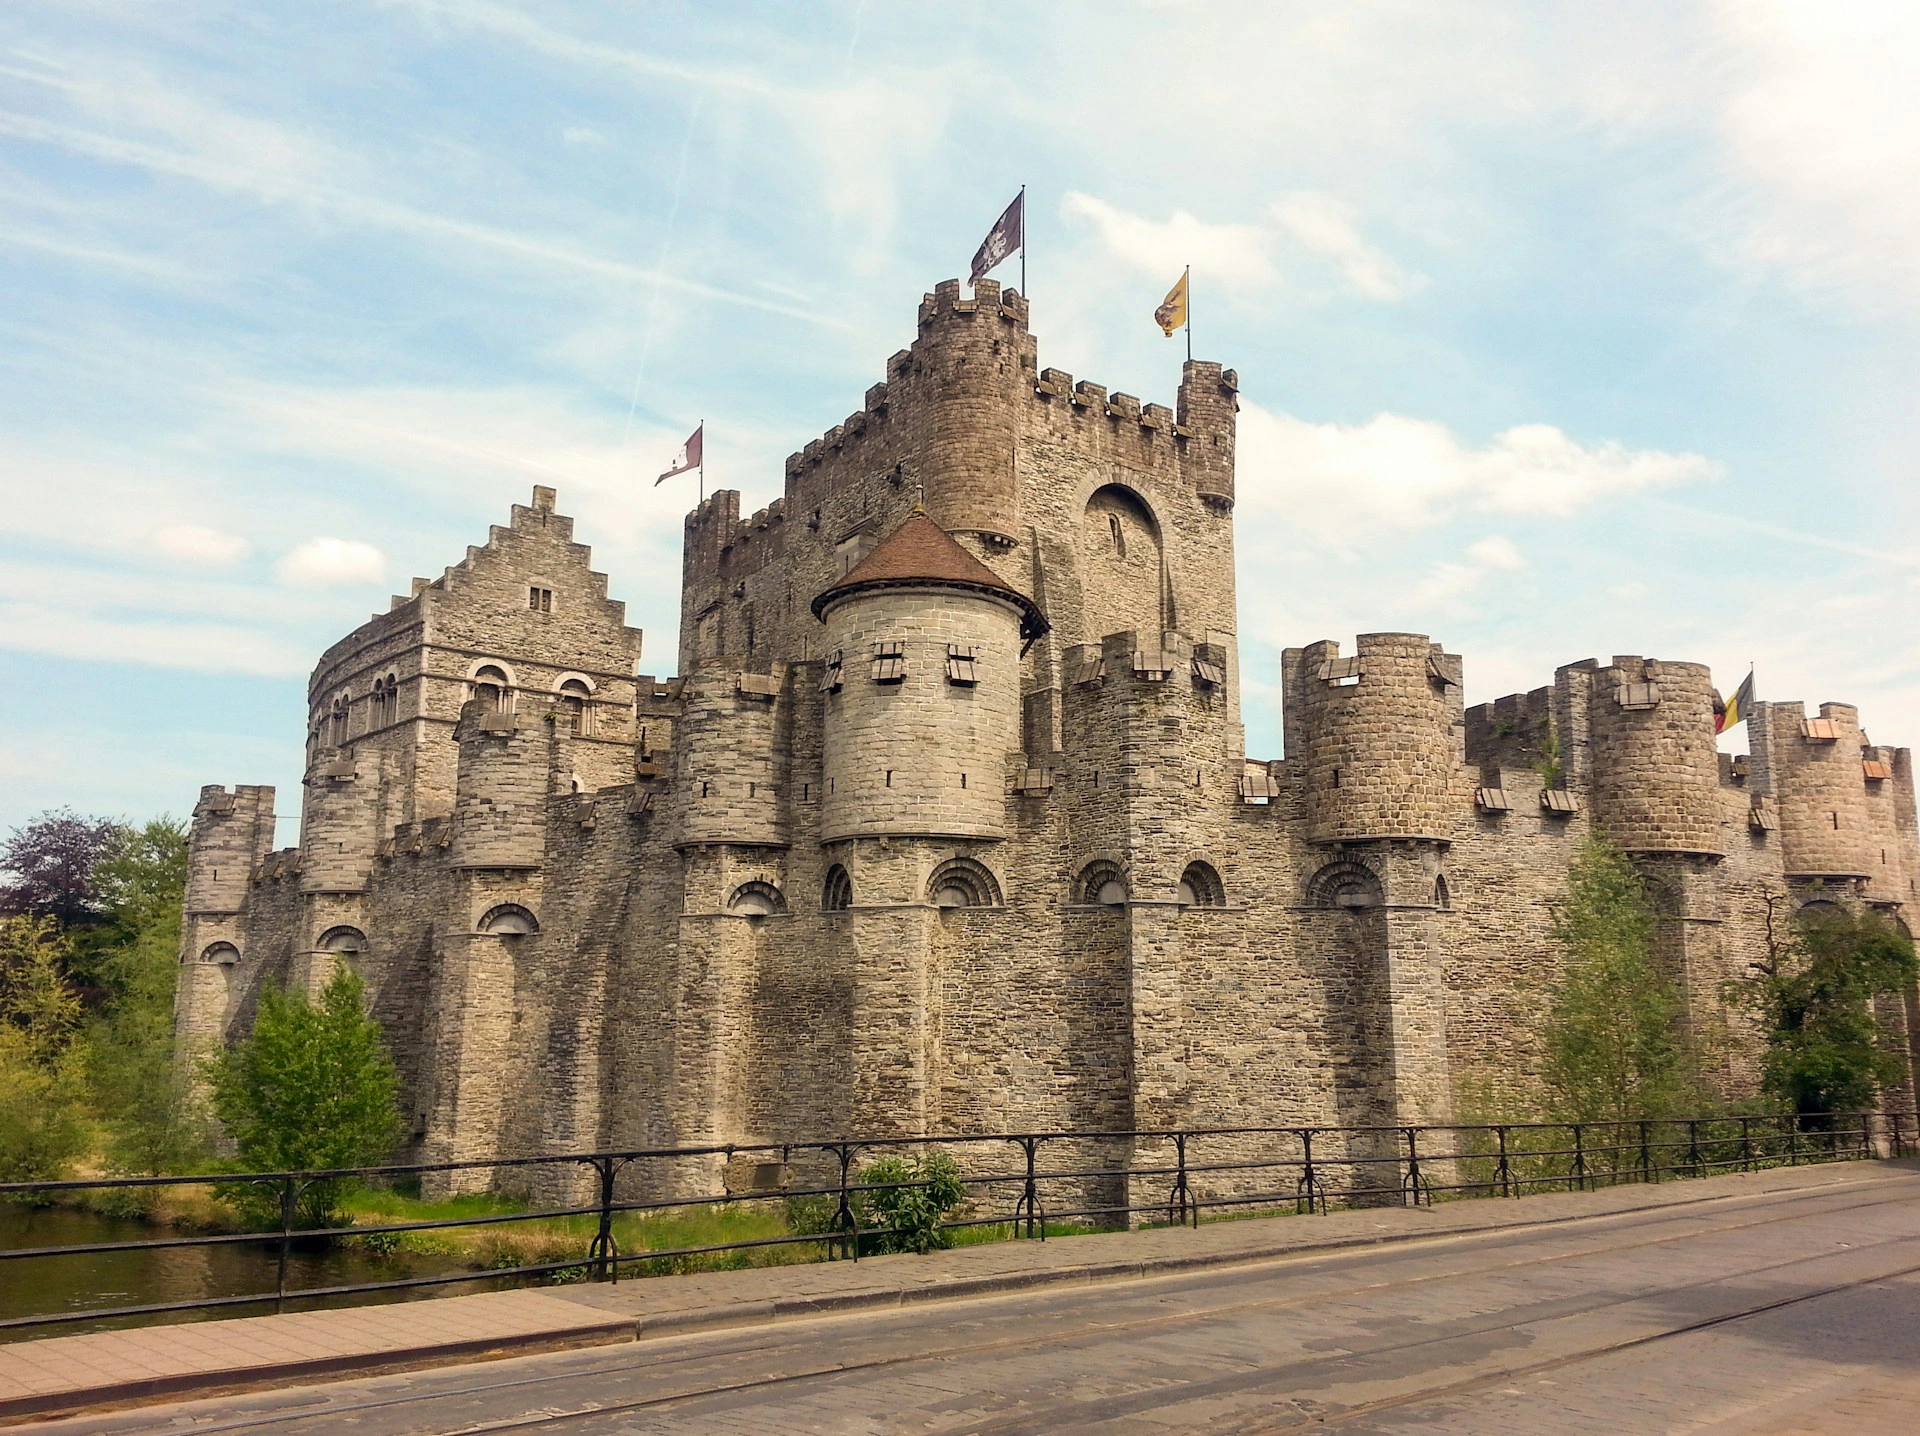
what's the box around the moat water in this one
[0,1205,500,1342]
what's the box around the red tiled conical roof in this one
[811,510,1047,640]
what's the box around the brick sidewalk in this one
[2,1161,1910,1423]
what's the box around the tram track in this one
[41,1171,1920,1435]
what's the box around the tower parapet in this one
[672,659,792,849]
[1752,701,1876,879]
[448,703,551,870]
[185,784,276,914]
[1285,632,1463,844]
[909,278,1034,542]
[1176,360,1238,509]
[1584,657,1724,856]
[299,751,385,893]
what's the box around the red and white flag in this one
[655,423,702,485]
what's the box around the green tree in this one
[204,968,404,1229]
[0,916,91,1181]
[1541,838,1696,1125]
[86,819,206,1175]
[1743,903,1918,1122]
[853,1151,967,1254]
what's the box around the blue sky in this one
[2,1,1917,844]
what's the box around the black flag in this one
[970,191,1024,283]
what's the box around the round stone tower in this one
[1763,701,1875,879]
[812,509,1046,843]
[909,278,1034,544]
[299,750,383,894]
[672,660,790,849]
[1176,359,1238,509]
[1292,632,1461,845]
[1585,657,1725,855]
[448,703,550,871]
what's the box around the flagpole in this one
[698,419,705,504]
[1019,184,1027,296]
[1184,265,1192,363]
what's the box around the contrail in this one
[622,91,706,445]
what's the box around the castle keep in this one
[176,278,1920,1194]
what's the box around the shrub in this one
[0,916,90,1182]
[854,1151,967,1255]
[204,968,404,1230]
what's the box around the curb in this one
[3,1165,1901,1423]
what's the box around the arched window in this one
[928,858,1002,909]
[1177,861,1225,908]
[1306,860,1384,910]
[558,678,593,736]
[728,881,786,917]
[477,903,539,936]
[471,664,511,712]
[1433,874,1451,911]
[822,864,853,912]
[1077,860,1128,907]
[199,941,240,965]
[380,673,400,725]
[329,694,349,744]
[317,926,367,955]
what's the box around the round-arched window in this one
[822,864,853,912]
[1078,860,1127,907]
[317,926,367,955]
[1306,860,1384,910]
[1177,861,1225,908]
[472,665,510,712]
[927,858,1002,909]
[477,903,539,936]
[728,881,786,917]
[199,941,240,965]
[558,678,592,735]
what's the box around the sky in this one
[2,1,1917,845]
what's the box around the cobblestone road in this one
[26,1171,1920,1434]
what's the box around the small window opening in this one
[528,586,553,613]
[871,641,906,683]
[1108,512,1126,558]
[946,645,979,686]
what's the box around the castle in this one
[174,277,1920,1195]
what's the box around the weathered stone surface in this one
[174,279,1920,1206]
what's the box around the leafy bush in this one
[1739,904,1919,1121]
[0,916,90,1182]
[204,968,404,1230]
[854,1151,967,1254]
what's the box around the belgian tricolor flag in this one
[1714,670,1754,734]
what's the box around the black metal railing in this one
[1,1110,1908,1337]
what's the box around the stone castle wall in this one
[175,279,1920,1209]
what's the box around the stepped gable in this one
[810,508,1048,640]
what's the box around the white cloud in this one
[561,125,605,146]
[276,537,386,588]
[1237,402,1723,536]
[1411,534,1530,610]
[153,523,249,566]
[1062,189,1421,302]
[1268,191,1425,301]
[1708,0,1920,305]
[1061,192,1277,288]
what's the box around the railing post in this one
[1640,1120,1653,1184]
[275,1176,296,1315]
[1741,1115,1753,1172]
[830,1144,860,1262]
[1010,1136,1045,1240]
[1570,1124,1586,1192]
[586,1157,619,1283]
[1687,1119,1702,1175]
[1296,1128,1324,1215]
[1165,1132,1195,1229]
[1401,1127,1429,1207]
[1495,1126,1512,1198]
[1893,1111,1907,1159]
